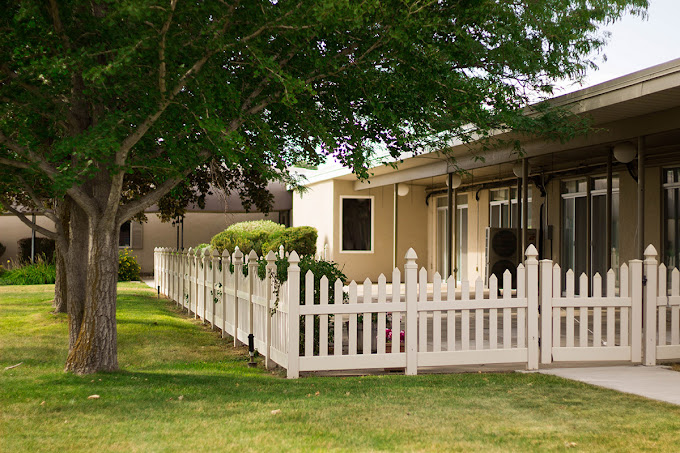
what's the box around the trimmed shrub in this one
[262,226,317,257]
[0,241,5,259]
[0,257,56,285]
[118,249,141,281]
[17,237,56,263]
[194,243,212,253]
[210,220,285,256]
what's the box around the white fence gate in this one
[154,244,680,378]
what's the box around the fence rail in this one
[154,244,680,378]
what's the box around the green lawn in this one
[2,283,680,452]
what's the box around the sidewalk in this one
[540,366,680,406]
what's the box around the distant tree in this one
[0,0,647,373]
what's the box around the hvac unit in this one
[485,227,537,289]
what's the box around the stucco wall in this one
[291,180,334,259]
[0,215,53,264]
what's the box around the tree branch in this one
[116,151,211,224]
[158,0,178,102]
[0,200,60,241]
[0,157,31,169]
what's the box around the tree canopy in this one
[0,0,647,373]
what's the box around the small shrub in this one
[0,241,6,258]
[0,257,56,285]
[194,243,212,253]
[118,249,141,281]
[262,226,317,257]
[210,220,285,256]
[17,237,56,263]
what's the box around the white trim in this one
[339,195,375,253]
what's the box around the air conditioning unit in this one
[485,228,537,289]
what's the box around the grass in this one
[2,284,680,452]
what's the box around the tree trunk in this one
[52,199,70,314]
[53,248,68,313]
[65,220,119,374]
[65,202,88,351]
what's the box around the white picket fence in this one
[154,244,680,378]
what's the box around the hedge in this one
[262,226,317,257]
[210,220,285,256]
[17,237,56,263]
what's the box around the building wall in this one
[292,180,334,259]
[0,215,53,264]
[0,211,279,274]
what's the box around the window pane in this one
[119,222,131,247]
[342,198,372,251]
[490,189,508,202]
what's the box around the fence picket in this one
[419,268,428,352]
[606,270,616,347]
[348,281,357,355]
[658,264,667,346]
[672,268,680,345]
[517,264,526,349]
[392,268,402,355]
[620,264,629,348]
[591,272,600,347]
[489,275,498,350]
[363,278,373,355]
[432,272,442,353]
[503,270,512,349]
[461,280,470,351]
[305,270,314,358]
[377,274,387,354]
[334,279,344,356]
[446,275,456,352]
[320,275,329,357]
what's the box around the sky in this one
[560,0,680,93]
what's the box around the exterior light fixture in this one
[512,160,530,178]
[613,141,637,163]
[397,183,410,196]
[446,173,462,189]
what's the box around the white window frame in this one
[339,195,374,253]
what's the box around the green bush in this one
[17,237,56,263]
[256,255,346,354]
[262,226,317,257]
[194,243,212,253]
[210,220,285,256]
[0,257,56,285]
[118,249,141,281]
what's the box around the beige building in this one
[293,59,680,287]
[0,183,292,274]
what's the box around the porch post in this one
[637,136,645,259]
[522,158,529,258]
[586,175,592,295]
[393,184,398,270]
[447,173,453,278]
[643,245,657,366]
[516,176,522,262]
[606,149,613,271]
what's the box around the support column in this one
[638,136,646,259]
[606,150,613,271]
[522,158,529,258]
[393,184,398,270]
[447,173,453,278]
[586,175,592,294]
[453,188,458,282]
[517,177,522,263]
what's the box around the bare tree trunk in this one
[64,220,119,374]
[65,203,88,351]
[53,248,68,313]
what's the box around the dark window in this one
[119,221,131,247]
[342,198,372,251]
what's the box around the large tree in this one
[0,0,647,373]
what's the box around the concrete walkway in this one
[540,366,680,406]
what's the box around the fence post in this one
[404,248,418,376]
[525,245,539,370]
[153,247,158,292]
[265,250,277,369]
[643,245,658,366]
[233,247,244,346]
[540,258,553,364]
[221,249,230,339]
[210,249,218,330]
[178,249,184,310]
[248,250,258,341]
[287,251,301,379]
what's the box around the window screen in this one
[342,198,372,251]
